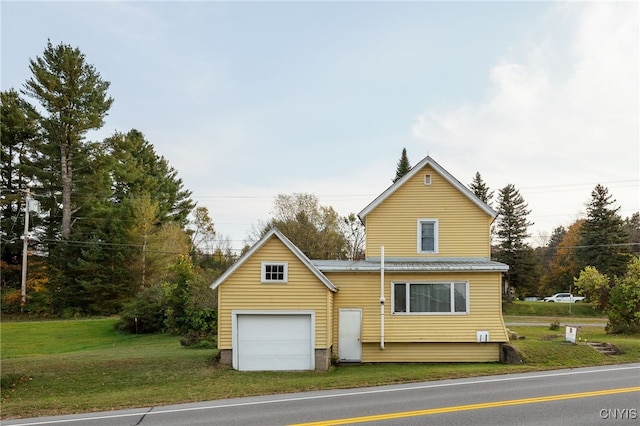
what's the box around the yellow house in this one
[211,156,509,371]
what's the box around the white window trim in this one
[424,174,432,185]
[261,262,288,283]
[392,281,469,315]
[417,218,439,254]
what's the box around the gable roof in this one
[358,156,497,221]
[210,228,338,292]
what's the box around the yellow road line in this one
[290,386,640,426]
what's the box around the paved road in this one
[4,364,639,426]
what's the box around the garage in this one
[234,312,315,371]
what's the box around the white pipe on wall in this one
[380,246,385,350]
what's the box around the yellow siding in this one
[362,342,501,362]
[365,165,492,258]
[218,236,332,349]
[328,271,508,356]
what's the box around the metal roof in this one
[311,259,509,273]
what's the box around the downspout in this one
[380,246,385,350]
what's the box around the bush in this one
[179,331,215,348]
[116,285,166,334]
[605,257,640,334]
[1,289,23,314]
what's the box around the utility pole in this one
[21,188,31,307]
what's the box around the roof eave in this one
[210,228,338,292]
[358,156,497,221]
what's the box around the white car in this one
[542,293,585,303]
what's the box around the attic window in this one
[424,174,432,185]
[261,262,288,283]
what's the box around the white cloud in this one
[412,2,639,243]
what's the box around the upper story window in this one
[417,219,438,253]
[393,282,468,314]
[261,262,288,283]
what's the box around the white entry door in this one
[338,309,362,362]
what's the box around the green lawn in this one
[1,317,638,420]
[502,301,604,317]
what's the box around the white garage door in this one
[236,314,314,371]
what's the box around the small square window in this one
[261,262,288,283]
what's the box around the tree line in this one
[1,41,227,334]
[2,41,638,335]
[0,41,365,328]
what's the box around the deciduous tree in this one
[343,213,365,260]
[259,193,348,259]
[573,265,609,310]
[538,220,583,296]
[607,257,640,334]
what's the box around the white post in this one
[380,246,385,350]
[569,284,572,315]
[21,189,31,307]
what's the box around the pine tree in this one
[1,90,41,288]
[468,172,494,206]
[577,184,632,278]
[393,148,411,183]
[23,40,113,240]
[624,212,640,257]
[494,184,539,298]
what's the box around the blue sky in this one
[2,1,638,250]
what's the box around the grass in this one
[1,317,639,420]
[502,301,604,317]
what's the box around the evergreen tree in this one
[1,90,41,289]
[494,184,539,298]
[468,172,494,206]
[106,129,194,226]
[624,212,640,257]
[392,148,411,183]
[577,184,632,278]
[23,40,113,240]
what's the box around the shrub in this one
[179,331,215,348]
[116,285,166,334]
[605,257,640,334]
